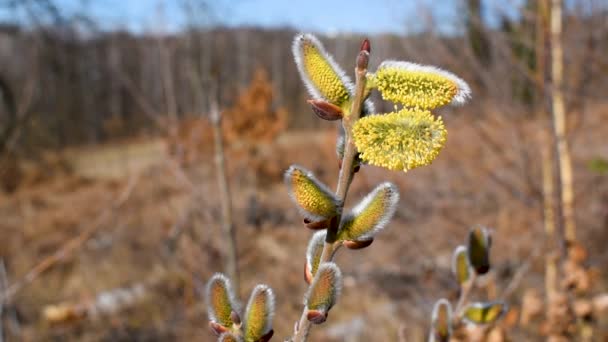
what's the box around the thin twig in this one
[210,88,240,296]
[454,272,478,323]
[292,45,369,342]
[0,259,7,342]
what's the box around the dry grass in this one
[1,104,607,341]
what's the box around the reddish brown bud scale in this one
[209,321,229,335]
[343,238,374,250]
[304,262,313,284]
[306,309,328,324]
[258,329,274,342]
[307,99,344,121]
[230,311,241,325]
[303,218,330,230]
[356,51,369,70]
[360,38,371,53]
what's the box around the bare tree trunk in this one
[210,89,240,295]
[550,0,576,244]
[541,135,556,237]
[537,0,555,239]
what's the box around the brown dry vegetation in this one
[1,1,607,341]
[1,100,607,341]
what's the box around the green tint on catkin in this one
[206,274,238,328]
[285,165,339,221]
[371,61,471,109]
[467,226,492,275]
[243,285,275,342]
[430,299,452,342]
[337,182,399,242]
[352,109,447,172]
[452,245,471,285]
[462,301,507,325]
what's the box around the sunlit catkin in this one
[370,61,471,109]
[352,109,447,172]
[338,182,399,242]
[292,34,353,107]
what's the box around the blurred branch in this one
[0,62,37,157]
[0,259,6,342]
[550,0,576,246]
[210,88,240,296]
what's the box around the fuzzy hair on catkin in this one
[244,284,275,340]
[293,33,375,115]
[377,60,471,106]
[306,231,327,278]
[338,182,399,241]
[284,165,340,221]
[304,262,342,312]
[206,273,240,327]
[292,34,354,103]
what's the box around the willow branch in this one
[210,91,240,296]
[292,47,369,342]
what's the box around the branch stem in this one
[454,272,478,323]
[210,94,240,296]
[292,53,369,342]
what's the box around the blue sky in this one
[4,0,522,35]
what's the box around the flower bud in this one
[308,99,344,121]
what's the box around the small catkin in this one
[338,182,399,242]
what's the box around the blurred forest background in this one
[0,0,607,341]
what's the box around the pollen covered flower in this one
[370,61,471,109]
[292,34,353,107]
[352,109,447,172]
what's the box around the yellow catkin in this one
[294,34,352,107]
[432,299,453,339]
[352,109,447,172]
[208,275,234,327]
[338,183,398,241]
[463,302,506,324]
[372,61,467,109]
[307,231,325,278]
[286,166,337,220]
[244,285,274,341]
[452,246,470,285]
[306,263,341,312]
